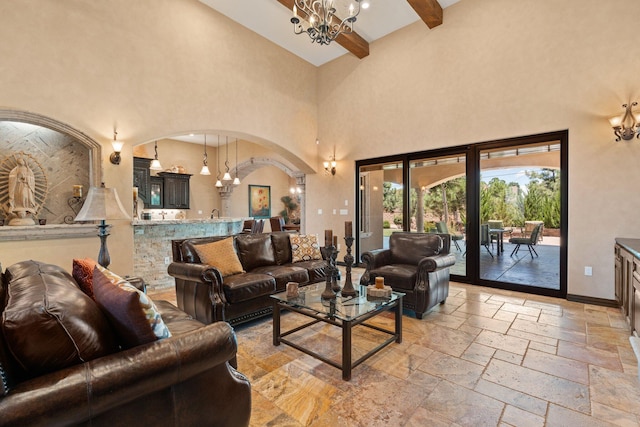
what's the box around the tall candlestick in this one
[325,229,333,247]
[345,221,352,238]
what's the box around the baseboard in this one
[566,294,619,308]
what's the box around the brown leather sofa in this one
[360,232,456,319]
[168,232,328,325]
[0,260,251,427]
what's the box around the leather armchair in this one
[360,232,456,319]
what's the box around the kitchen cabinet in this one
[158,172,191,209]
[133,157,152,203]
[615,238,640,336]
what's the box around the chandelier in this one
[290,0,366,45]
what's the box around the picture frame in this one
[248,184,271,219]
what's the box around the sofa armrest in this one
[0,322,246,426]
[168,262,228,324]
[417,253,457,273]
[359,249,391,286]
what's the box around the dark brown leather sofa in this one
[360,232,456,319]
[0,260,251,427]
[168,232,328,325]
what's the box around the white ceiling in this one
[199,0,460,67]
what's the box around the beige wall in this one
[1,0,639,300]
[0,0,318,274]
[316,0,640,299]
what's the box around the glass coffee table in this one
[271,284,404,380]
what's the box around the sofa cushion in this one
[193,237,245,277]
[222,273,276,303]
[389,233,443,265]
[235,233,276,271]
[1,260,117,377]
[93,267,171,349]
[370,265,417,291]
[291,259,327,283]
[290,234,322,263]
[251,265,310,291]
[271,232,293,265]
[72,257,98,299]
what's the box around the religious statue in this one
[0,153,48,226]
[8,158,36,216]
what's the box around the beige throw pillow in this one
[193,237,245,277]
[290,234,322,263]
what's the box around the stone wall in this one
[133,219,243,291]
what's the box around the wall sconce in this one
[109,131,124,165]
[323,156,337,175]
[609,102,640,141]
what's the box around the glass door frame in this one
[355,130,567,299]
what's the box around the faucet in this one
[210,208,220,219]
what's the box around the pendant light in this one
[215,135,223,188]
[200,134,211,175]
[222,136,232,182]
[233,138,241,185]
[149,141,163,171]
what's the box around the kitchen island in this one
[133,217,244,290]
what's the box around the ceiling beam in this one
[406,0,443,29]
[276,0,369,59]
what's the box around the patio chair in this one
[480,223,494,258]
[435,221,464,251]
[509,223,543,258]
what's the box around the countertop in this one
[131,217,245,225]
[616,238,640,259]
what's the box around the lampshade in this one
[75,184,130,222]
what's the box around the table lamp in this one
[74,182,130,268]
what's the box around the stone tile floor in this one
[151,280,640,426]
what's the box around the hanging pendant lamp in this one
[215,135,223,188]
[149,141,163,171]
[200,134,211,175]
[222,136,232,182]
[233,138,241,185]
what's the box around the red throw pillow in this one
[72,258,98,299]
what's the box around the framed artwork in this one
[248,184,271,219]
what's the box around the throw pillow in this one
[1,260,117,378]
[93,267,171,349]
[290,234,322,263]
[193,237,245,277]
[72,257,98,299]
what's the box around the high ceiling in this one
[199,0,461,66]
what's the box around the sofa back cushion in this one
[192,237,245,277]
[389,233,443,265]
[271,232,293,265]
[1,260,117,378]
[235,233,276,271]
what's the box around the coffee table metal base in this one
[272,296,403,380]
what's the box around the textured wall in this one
[0,121,90,224]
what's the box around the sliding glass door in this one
[355,131,567,298]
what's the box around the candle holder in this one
[341,236,357,297]
[331,248,341,293]
[321,244,337,299]
[64,196,85,224]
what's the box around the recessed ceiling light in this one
[361,1,370,9]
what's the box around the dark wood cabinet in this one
[615,239,640,337]
[133,157,152,204]
[158,172,191,209]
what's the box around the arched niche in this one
[0,109,101,185]
[0,109,102,226]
